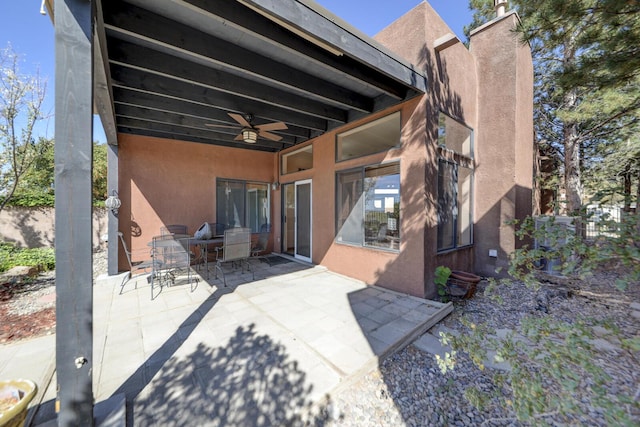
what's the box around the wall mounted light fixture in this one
[105,190,121,215]
[271,181,280,190]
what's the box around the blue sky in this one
[0,0,472,143]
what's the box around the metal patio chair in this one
[160,224,189,236]
[118,231,158,294]
[250,232,269,257]
[150,234,195,299]
[215,227,253,287]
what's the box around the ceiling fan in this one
[206,113,288,144]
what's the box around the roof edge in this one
[469,10,521,37]
[242,0,427,93]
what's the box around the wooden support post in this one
[54,0,95,425]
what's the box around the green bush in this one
[3,191,55,208]
[437,214,640,424]
[0,242,55,273]
[0,242,14,272]
[434,265,451,301]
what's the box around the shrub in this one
[437,214,640,424]
[434,265,451,301]
[0,242,55,273]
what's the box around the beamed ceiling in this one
[94,0,427,152]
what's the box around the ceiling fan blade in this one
[234,133,244,141]
[228,112,251,128]
[255,122,288,132]
[258,131,283,141]
[205,123,241,129]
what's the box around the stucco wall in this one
[302,98,429,298]
[0,206,109,250]
[117,134,277,269]
[470,12,534,276]
[374,2,479,295]
[375,4,532,282]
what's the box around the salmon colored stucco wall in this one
[274,98,428,297]
[374,2,480,295]
[470,13,534,276]
[117,134,276,269]
[376,4,533,283]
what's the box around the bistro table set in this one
[147,224,254,299]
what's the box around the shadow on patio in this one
[133,324,332,426]
[32,255,450,425]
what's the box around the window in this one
[437,113,473,251]
[438,113,472,157]
[216,179,270,233]
[281,145,313,174]
[336,163,400,250]
[336,112,401,161]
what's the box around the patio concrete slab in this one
[1,256,452,426]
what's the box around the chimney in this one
[495,0,508,17]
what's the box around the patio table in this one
[147,234,194,299]
[189,237,223,278]
[147,236,223,278]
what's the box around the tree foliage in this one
[439,213,640,423]
[0,241,55,273]
[516,0,640,212]
[0,45,109,210]
[0,44,48,213]
[9,136,55,207]
[443,3,640,422]
[92,142,108,204]
[6,139,108,208]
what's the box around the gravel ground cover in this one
[0,250,108,343]
[325,268,640,426]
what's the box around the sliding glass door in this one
[282,180,312,262]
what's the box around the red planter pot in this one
[447,270,482,299]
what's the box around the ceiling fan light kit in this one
[242,128,258,143]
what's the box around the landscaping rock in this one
[324,271,640,426]
[1,266,39,284]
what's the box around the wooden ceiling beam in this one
[109,65,332,132]
[103,1,373,113]
[107,39,354,121]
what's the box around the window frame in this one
[215,178,271,233]
[281,144,313,175]
[335,111,402,163]
[335,161,401,252]
[436,112,474,253]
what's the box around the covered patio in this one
[91,0,426,268]
[26,257,451,425]
[50,0,429,422]
[96,0,427,278]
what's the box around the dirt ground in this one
[0,285,56,343]
[0,250,107,344]
[0,273,56,343]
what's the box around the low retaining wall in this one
[0,206,108,250]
